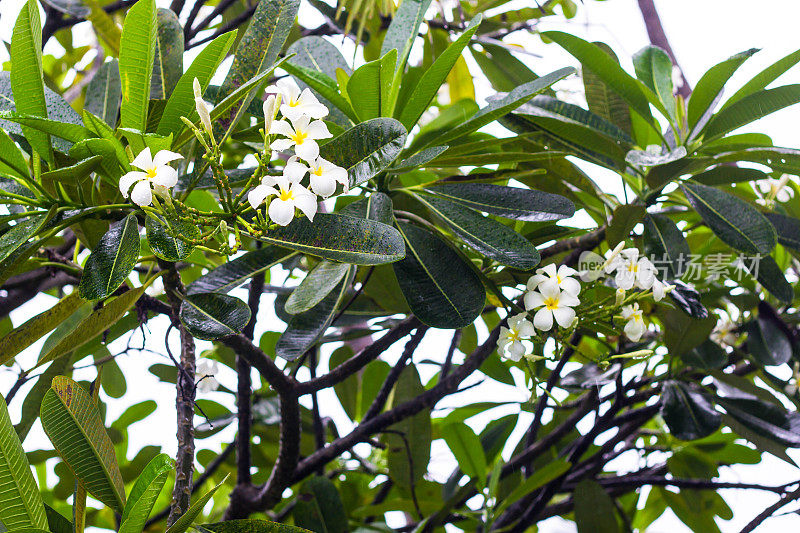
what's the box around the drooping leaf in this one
[393,221,485,329]
[606,204,645,248]
[764,212,800,251]
[442,422,487,483]
[346,51,395,121]
[119,454,174,533]
[293,476,349,533]
[746,305,792,366]
[682,340,728,370]
[319,118,407,188]
[687,48,758,128]
[164,476,228,533]
[718,396,800,447]
[425,183,574,221]
[661,381,721,440]
[660,307,716,357]
[285,261,351,315]
[179,293,252,341]
[385,364,431,491]
[391,145,449,171]
[752,255,794,303]
[643,213,691,278]
[85,60,122,127]
[150,8,183,100]
[495,459,572,516]
[725,47,800,107]
[40,377,126,513]
[580,42,633,136]
[0,210,50,267]
[119,0,158,132]
[0,129,29,178]
[16,354,74,441]
[187,246,293,295]
[681,181,776,254]
[632,45,676,119]
[79,214,141,300]
[693,166,768,186]
[573,479,619,533]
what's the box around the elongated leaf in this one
[0,291,84,366]
[495,459,571,516]
[520,94,633,144]
[753,255,794,303]
[580,42,633,136]
[119,454,173,533]
[40,377,126,513]
[158,31,236,137]
[79,214,141,300]
[216,0,301,135]
[150,8,183,100]
[747,304,793,365]
[416,193,539,270]
[632,45,675,119]
[681,181,776,254]
[391,145,449,171]
[764,212,800,251]
[85,60,121,126]
[85,0,122,54]
[0,112,95,147]
[44,503,73,533]
[693,166,768,186]
[319,118,407,188]
[0,211,49,266]
[386,364,431,491]
[37,286,147,368]
[197,520,311,532]
[16,354,73,441]
[573,479,619,533]
[661,381,721,440]
[188,246,293,295]
[704,85,800,140]
[719,396,800,447]
[643,213,690,278]
[164,476,228,533]
[725,47,800,107]
[442,422,486,482]
[180,293,252,340]
[393,222,484,328]
[275,267,353,360]
[381,0,433,73]
[11,0,51,162]
[257,213,405,265]
[0,395,47,530]
[347,53,394,121]
[119,0,157,132]
[285,261,350,314]
[0,129,28,178]
[425,183,574,221]
[145,214,199,261]
[683,340,727,370]
[398,15,481,130]
[688,48,758,128]
[293,476,349,533]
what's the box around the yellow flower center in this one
[544,297,559,310]
[313,167,324,176]
[628,263,638,273]
[289,98,300,107]
[145,167,158,179]
[291,130,308,145]
[279,187,294,201]
[508,329,521,342]
[632,311,643,322]
[556,275,562,283]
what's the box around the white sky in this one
[2,0,800,531]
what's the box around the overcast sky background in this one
[1,0,800,531]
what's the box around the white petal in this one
[538,278,561,299]
[558,265,578,278]
[193,77,202,99]
[559,292,580,308]
[540,264,557,277]
[615,269,635,290]
[517,319,536,337]
[153,166,178,188]
[527,274,546,291]
[277,77,301,102]
[294,139,320,162]
[524,291,545,310]
[119,171,146,197]
[248,184,274,209]
[560,277,581,295]
[625,319,645,342]
[268,198,295,226]
[507,341,526,361]
[152,149,183,167]
[533,308,553,331]
[270,120,295,137]
[306,120,332,139]
[270,139,295,152]
[292,186,318,221]
[552,306,576,328]
[284,159,308,183]
[130,180,153,206]
[310,173,336,197]
[131,147,154,171]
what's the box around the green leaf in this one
[682,339,727,370]
[687,48,758,129]
[40,377,126,513]
[85,60,121,127]
[752,255,793,303]
[606,204,645,248]
[119,454,174,533]
[385,364,431,491]
[69,138,123,181]
[747,304,792,366]
[660,307,716,357]
[391,145,449,171]
[319,118,407,188]
[442,422,487,483]
[704,85,800,140]
[518,94,633,144]
[632,45,676,119]
[346,51,395,121]
[179,293,252,341]
[720,396,800,448]
[0,291,84,366]
[256,213,405,265]
[197,519,311,532]
[393,221,485,329]
[661,381,721,440]
[16,353,73,441]
[165,476,228,533]
[0,210,50,267]
[580,42,633,137]
[415,193,540,270]
[398,15,482,130]
[275,267,353,360]
[381,0,433,74]
[422,67,574,148]
[150,8,183,100]
[693,166,768,186]
[215,0,301,136]
[643,213,690,278]
[573,479,619,533]
[145,213,199,261]
[281,62,359,125]
[158,31,236,137]
[10,0,51,162]
[725,47,800,108]
[681,181,776,254]
[36,285,147,368]
[425,183,574,221]
[285,261,351,314]
[187,246,293,295]
[44,503,73,533]
[0,129,29,178]
[495,459,571,516]
[119,0,157,132]
[79,214,141,300]
[293,476,349,533]
[0,395,47,530]
[764,212,800,251]
[0,112,95,147]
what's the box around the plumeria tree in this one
[2,0,800,531]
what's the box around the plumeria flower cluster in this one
[119,147,183,207]
[248,78,348,226]
[754,174,797,206]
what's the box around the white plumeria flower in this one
[525,280,580,331]
[711,320,738,346]
[266,77,328,121]
[304,157,349,198]
[195,359,220,393]
[270,115,332,162]
[192,78,213,136]
[497,313,535,361]
[651,279,672,301]
[263,94,278,133]
[526,263,581,298]
[119,147,182,207]
[612,249,656,291]
[248,167,318,226]
[756,175,795,204]
[621,303,646,342]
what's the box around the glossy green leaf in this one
[69,138,123,181]
[415,193,540,270]
[257,213,405,265]
[158,31,236,137]
[0,112,95,147]
[319,118,407,188]
[340,191,394,224]
[580,42,633,136]
[495,459,571,516]
[660,307,716,357]
[0,395,47,530]
[41,155,102,189]
[725,47,800,107]
[0,129,28,178]
[632,45,676,119]
[682,339,727,370]
[79,214,141,300]
[398,15,482,130]
[386,364,431,491]
[10,0,51,162]
[704,85,800,140]
[747,305,792,366]
[764,212,800,251]
[573,479,619,533]
[606,204,645,247]
[643,213,691,278]
[661,381,721,440]
[44,503,73,533]
[16,354,73,441]
[119,0,157,132]
[393,222,484,329]
[688,48,758,129]
[347,51,395,121]
[381,0,433,73]
[425,183,574,221]
[119,453,174,533]
[145,214,199,261]
[188,246,293,295]
[179,292,252,341]
[0,211,49,266]
[519,94,633,144]
[164,476,228,533]
[753,255,794,303]
[285,261,351,314]
[681,181,776,254]
[293,476,349,533]
[150,8,183,100]
[718,396,800,447]
[442,422,487,482]
[40,377,126,513]
[391,145,449,171]
[693,166,768,186]
[85,60,121,127]
[197,520,311,533]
